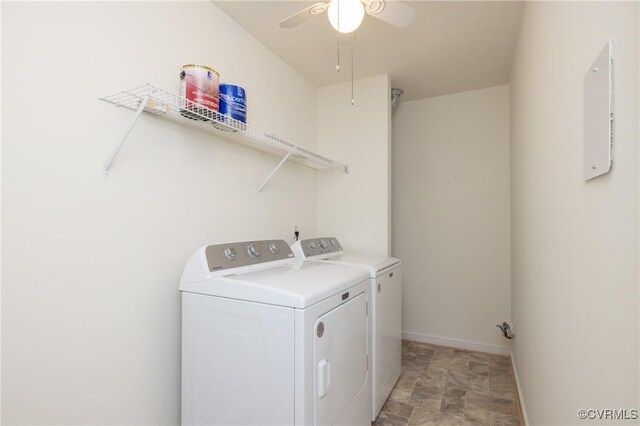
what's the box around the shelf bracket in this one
[103,96,149,177]
[257,148,297,192]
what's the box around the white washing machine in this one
[291,238,402,421]
[179,239,372,426]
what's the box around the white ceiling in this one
[215,1,525,101]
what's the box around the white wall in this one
[510,2,639,424]
[393,85,511,352]
[316,75,391,256]
[1,2,319,424]
[0,2,3,419]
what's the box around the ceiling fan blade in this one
[365,0,416,28]
[279,2,329,29]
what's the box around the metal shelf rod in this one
[103,96,149,177]
[258,148,297,192]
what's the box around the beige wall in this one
[1,2,318,424]
[510,2,639,424]
[316,75,392,256]
[392,85,511,352]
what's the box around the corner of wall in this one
[386,75,392,256]
[315,74,392,256]
[510,354,530,425]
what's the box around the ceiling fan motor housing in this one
[278,0,414,30]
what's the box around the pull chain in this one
[351,32,355,105]
[336,34,340,72]
[336,0,341,72]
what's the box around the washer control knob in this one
[329,239,336,246]
[319,239,328,249]
[247,243,262,257]
[223,247,237,260]
[269,243,279,253]
[308,241,317,249]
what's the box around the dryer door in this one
[314,293,368,425]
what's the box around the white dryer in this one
[291,238,402,421]
[180,239,372,426]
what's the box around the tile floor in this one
[374,340,522,426]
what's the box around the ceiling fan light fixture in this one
[327,0,365,33]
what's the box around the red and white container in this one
[179,64,220,120]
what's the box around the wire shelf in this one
[99,83,349,175]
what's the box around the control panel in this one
[205,240,294,272]
[298,237,343,258]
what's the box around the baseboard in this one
[510,354,529,425]
[401,331,511,356]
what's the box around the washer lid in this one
[180,260,369,309]
[290,238,400,277]
[322,253,401,276]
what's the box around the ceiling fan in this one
[279,0,416,33]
